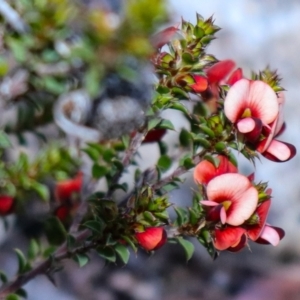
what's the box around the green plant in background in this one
[0,0,296,299]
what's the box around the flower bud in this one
[0,195,14,215]
[55,172,82,202]
[135,227,167,251]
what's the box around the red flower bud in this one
[55,172,82,202]
[135,227,167,251]
[0,195,14,215]
[143,129,166,143]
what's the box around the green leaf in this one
[83,219,105,234]
[67,234,76,249]
[31,182,49,201]
[162,182,179,192]
[121,235,137,252]
[199,124,215,138]
[179,128,191,147]
[148,118,161,131]
[74,254,89,268]
[14,249,29,274]
[177,237,195,261]
[16,288,27,299]
[157,119,175,130]
[169,102,189,115]
[92,164,108,179]
[158,141,168,156]
[157,155,172,172]
[0,131,11,148]
[42,246,56,258]
[0,270,7,283]
[174,207,188,226]
[5,294,20,300]
[44,217,67,245]
[7,38,27,62]
[171,87,189,99]
[121,135,130,148]
[27,239,40,260]
[115,244,130,264]
[97,247,116,263]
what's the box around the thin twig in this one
[106,130,146,198]
[0,229,93,298]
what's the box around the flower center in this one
[222,200,232,211]
[241,108,252,118]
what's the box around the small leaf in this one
[177,237,195,261]
[157,155,172,172]
[0,270,7,283]
[74,254,89,268]
[31,182,49,201]
[15,288,27,299]
[44,217,67,245]
[67,234,76,249]
[27,239,40,260]
[97,247,116,263]
[157,119,175,131]
[121,235,137,252]
[0,131,11,148]
[179,128,191,147]
[14,249,29,274]
[115,244,130,264]
[5,294,20,300]
[148,118,162,131]
[92,164,108,179]
[121,135,130,148]
[83,219,105,234]
[174,207,188,226]
[169,102,189,115]
[199,124,215,138]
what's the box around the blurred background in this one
[2,0,300,299]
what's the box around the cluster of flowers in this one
[191,59,296,162]
[194,155,284,251]
[190,60,296,251]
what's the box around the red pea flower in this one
[202,173,258,226]
[0,195,14,216]
[256,93,296,162]
[224,79,279,143]
[194,155,237,185]
[135,227,167,251]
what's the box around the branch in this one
[106,130,146,198]
[0,229,92,298]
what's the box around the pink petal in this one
[224,79,278,125]
[220,206,227,224]
[257,225,284,246]
[262,140,296,162]
[201,200,219,206]
[247,80,279,124]
[214,226,246,251]
[207,60,235,83]
[237,117,256,133]
[207,174,258,226]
